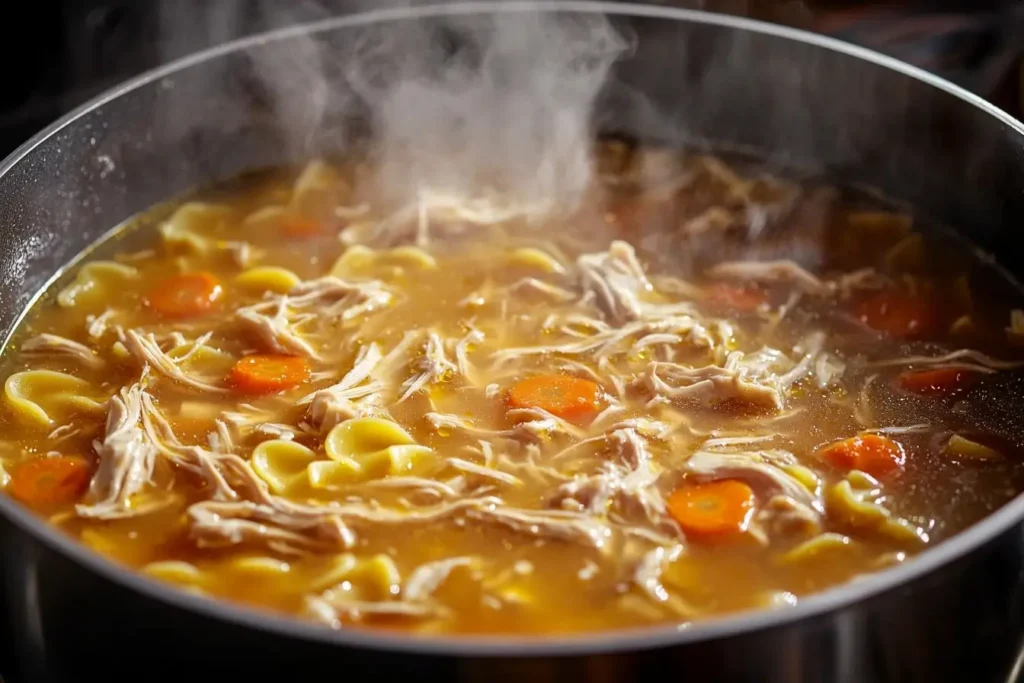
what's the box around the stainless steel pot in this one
[1,3,1023,682]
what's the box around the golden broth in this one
[2,147,1023,636]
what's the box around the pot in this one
[1,3,1024,682]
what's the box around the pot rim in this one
[2,0,1023,657]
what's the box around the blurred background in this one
[0,0,1019,158]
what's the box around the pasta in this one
[4,370,107,427]
[2,148,1024,637]
[57,261,138,308]
[330,245,438,280]
[159,203,235,256]
[314,417,434,486]
[235,266,302,295]
[252,440,317,494]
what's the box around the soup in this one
[2,143,1023,635]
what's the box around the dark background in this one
[0,0,1018,159]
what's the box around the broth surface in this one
[3,145,1024,635]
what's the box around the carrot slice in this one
[507,375,603,420]
[704,283,768,311]
[667,480,756,539]
[817,434,905,478]
[146,272,222,319]
[228,354,310,394]
[853,290,934,338]
[897,367,977,395]
[281,217,326,239]
[10,456,91,507]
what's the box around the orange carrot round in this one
[507,374,603,420]
[10,456,91,507]
[281,216,326,239]
[853,290,934,338]
[817,434,905,478]
[704,283,768,311]
[667,479,756,539]
[146,272,222,319]
[228,354,310,394]
[897,367,977,395]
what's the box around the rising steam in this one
[156,1,632,221]
[348,10,630,216]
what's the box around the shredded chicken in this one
[189,489,623,555]
[490,314,728,367]
[119,330,228,394]
[632,360,783,410]
[290,277,394,324]
[139,392,252,502]
[632,545,692,616]
[208,420,235,453]
[614,427,652,469]
[813,351,847,390]
[307,596,439,626]
[236,298,320,359]
[253,423,302,440]
[346,189,549,248]
[221,407,304,442]
[425,411,568,445]
[399,332,458,402]
[454,328,485,386]
[777,332,844,390]
[509,278,577,303]
[609,417,675,441]
[869,424,932,435]
[360,476,465,501]
[447,458,521,487]
[77,382,160,519]
[236,277,394,360]
[684,450,821,510]
[576,240,693,324]
[301,344,387,431]
[188,499,356,554]
[756,495,823,538]
[47,424,82,442]
[707,260,891,302]
[403,557,473,602]
[701,434,776,450]
[86,309,116,339]
[223,241,253,268]
[550,428,678,537]
[705,260,829,295]
[21,333,104,370]
[495,447,573,485]
[508,406,588,439]
[576,240,649,323]
[869,349,1023,373]
[465,505,613,549]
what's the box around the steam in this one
[156,1,631,221]
[349,11,629,215]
